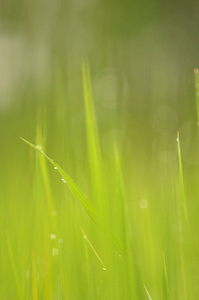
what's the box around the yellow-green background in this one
[1,0,199,299]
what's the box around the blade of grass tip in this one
[36,126,54,215]
[81,229,92,294]
[20,137,97,224]
[20,137,123,255]
[82,62,103,209]
[108,229,124,256]
[81,227,107,270]
[176,132,188,299]
[143,284,152,300]
[82,63,124,255]
[6,233,23,300]
[194,69,199,126]
[177,131,188,221]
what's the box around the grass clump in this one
[2,63,199,299]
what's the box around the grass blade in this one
[20,137,97,223]
[177,131,188,221]
[82,62,103,209]
[32,251,38,300]
[163,252,170,299]
[6,233,23,299]
[143,284,152,300]
[21,138,123,255]
[194,69,199,126]
[81,227,107,270]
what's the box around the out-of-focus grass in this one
[1,59,199,300]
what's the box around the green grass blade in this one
[32,251,38,300]
[177,131,188,221]
[35,125,54,214]
[176,131,188,299]
[82,62,103,208]
[21,137,123,255]
[6,233,23,300]
[20,137,97,223]
[194,69,199,126]
[163,252,170,299]
[143,284,152,300]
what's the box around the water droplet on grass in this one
[36,145,42,150]
[50,233,56,240]
[139,199,148,209]
[52,248,59,256]
[54,167,57,170]
[103,268,107,271]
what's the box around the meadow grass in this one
[2,63,199,299]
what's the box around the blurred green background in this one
[1,0,199,169]
[1,0,199,299]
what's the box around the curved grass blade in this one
[20,138,123,255]
[20,138,97,224]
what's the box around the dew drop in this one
[52,248,59,256]
[139,199,148,209]
[36,145,41,149]
[103,268,107,271]
[54,167,57,170]
[50,233,56,240]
